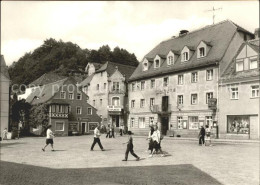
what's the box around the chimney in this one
[179,30,189,36]
[254,28,260,39]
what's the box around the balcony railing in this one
[109,89,125,94]
[150,104,171,113]
[49,112,68,118]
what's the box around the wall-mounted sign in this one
[208,98,217,109]
[69,122,78,131]
[88,122,98,131]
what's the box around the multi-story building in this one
[26,77,101,136]
[128,20,255,136]
[80,61,136,128]
[219,34,259,140]
[0,55,10,134]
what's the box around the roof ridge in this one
[107,61,138,68]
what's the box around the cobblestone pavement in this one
[0,135,259,185]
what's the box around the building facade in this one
[128,20,255,136]
[0,55,10,134]
[219,37,259,139]
[27,77,101,136]
[81,61,136,128]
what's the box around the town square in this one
[1,1,259,185]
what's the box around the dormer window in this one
[168,56,174,65]
[155,59,160,68]
[143,62,148,71]
[236,59,244,72]
[183,52,189,61]
[199,47,205,57]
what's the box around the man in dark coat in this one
[198,126,206,146]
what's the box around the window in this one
[138,117,145,128]
[227,115,249,134]
[68,106,71,113]
[143,62,148,71]
[178,116,187,129]
[131,118,135,128]
[183,52,189,61]
[178,75,184,85]
[113,82,120,91]
[58,105,63,113]
[55,122,64,131]
[140,99,145,108]
[96,84,99,90]
[104,83,107,90]
[191,72,198,83]
[132,83,135,91]
[131,100,135,108]
[150,98,155,107]
[205,116,213,128]
[149,117,154,126]
[155,60,160,68]
[100,99,102,106]
[251,85,259,98]
[76,107,82,115]
[77,93,82,100]
[178,95,183,105]
[141,81,145,90]
[136,82,140,90]
[189,116,199,129]
[163,77,169,87]
[93,100,96,106]
[112,97,120,106]
[68,93,74,100]
[199,47,205,57]
[151,80,155,89]
[230,86,238,99]
[191,94,198,104]
[236,60,244,72]
[168,56,174,65]
[87,108,92,115]
[60,91,66,99]
[206,92,213,104]
[250,57,258,69]
[206,69,213,81]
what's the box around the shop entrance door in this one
[112,115,120,127]
[161,116,169,135]
[82,123,86,134]
[162,96,169,112]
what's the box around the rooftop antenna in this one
[206,6,222,24]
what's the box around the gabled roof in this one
[1,55,10,80]
[80,73,95,87]
[95,61,137,81]
[221,39,259,82]
[29,72,67,86]
[26,78,68,104]
[129,20,254,81]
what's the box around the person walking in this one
[147,126,155,154]
[149,125,165,157]
[91,125,105,151]
[111,125,115,138]
[42,125,55,152]
[106,124,111,138]
[122,131,140,161]
[198,126,205,146]
[205,125,212,146]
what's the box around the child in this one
[122,131,140,161]
[42,125,55,152]
[205,125,212,146]
[2,128,8,140]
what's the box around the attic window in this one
[167,56,174,65]
[155,60,160,68]
[236,59,244,72]
[182,52,189,61]
[199,47,205,58]
[143,62,148,71]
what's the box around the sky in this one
[1,1,259,66]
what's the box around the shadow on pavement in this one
[0,142,26,148]
[0,161,222,185]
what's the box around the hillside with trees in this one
[8,38,139,86]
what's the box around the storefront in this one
[108,106,124,127]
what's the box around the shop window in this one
[138,117,145,128]
[189,116,199,129]
[55,122,64,131]
[177,116,187,129]
[178,75,184,85]
[205,116,213,128]
[227,115,249,134]
[251,85,259,98]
